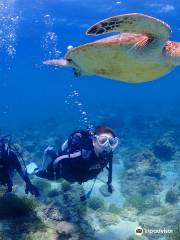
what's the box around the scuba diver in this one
[28,126,119,197]
[0,135,39,197]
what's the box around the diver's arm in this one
[11,151,39,197]
[53,151,82,168]
[11,151,30,183]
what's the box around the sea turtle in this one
[43,13,180,83]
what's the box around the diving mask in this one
[94,134,119,151]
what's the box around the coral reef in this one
[124,194,160,214]
[121,149,162,198]
[96,211,120,227]
[167,225,180,240]
[108,203,122,215]
[153,132,176,161]
[88,196,106,211]
[165,189,179,205]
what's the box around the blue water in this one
[0,0,179,132]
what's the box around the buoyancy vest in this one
[67,129,94,153]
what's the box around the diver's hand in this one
[107,184,114,194]
[25,182,40,197]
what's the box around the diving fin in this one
[26,162,38,174]
[80,189,93,202]
[80,178,97,202]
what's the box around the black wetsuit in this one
[36,130,113,186]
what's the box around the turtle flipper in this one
[165,41,180,66]
[43,59,69,67]
[86,13,171,44]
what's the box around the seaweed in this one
[0,193,37,219]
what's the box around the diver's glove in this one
[107,183,114,194]
[25,182,40,197]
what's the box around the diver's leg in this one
[33,147,57,180]
[35,169,55,180]
[42,146,57,170]
[27,147,57,176]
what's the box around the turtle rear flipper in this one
[165,41,180,66]
[86,13,171,47]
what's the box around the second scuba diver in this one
[0,136,39,197]
[28,126,119,195]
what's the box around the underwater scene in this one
[0,0,180,239]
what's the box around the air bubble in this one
[67,45,73,50]
[44,14,54,26]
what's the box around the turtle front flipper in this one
[43,59,83,77]
[43,59,70,67]
[86,13,171,47]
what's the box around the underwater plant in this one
[74,202,87,217]
[61,180,72,192]
[88,196,106,211]
[0,193,37,218]
[165,189,179,204]
[47,189,60,198]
